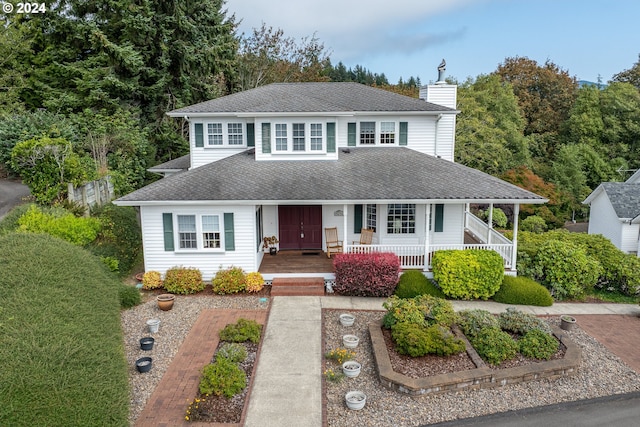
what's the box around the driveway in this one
[0,179,30,220]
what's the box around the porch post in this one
[343,203,348,253]
[424,203,431,271]
[511,204,520,271]
[487,203,494,244]
[464,203,469,229]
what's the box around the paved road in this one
[0,179,30,220]
[425,391,640,427]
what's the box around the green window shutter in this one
[224,212,235,251]
[246,123,255,147]
[347,122,356,146]
[326,122,336,153]
[434,204,444,232]
[261,123,271,153]
[399,122,408,146]
[194,123,204,147]
[162,213,174,251]
[354,204,363,233]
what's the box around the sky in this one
[225,0,640,84]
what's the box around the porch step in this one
[270,277,325,296]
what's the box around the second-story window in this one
[310,124,323,151]
[227,123,243,145]
[207,123,223,145]
[380,122,395,144]
[293,123,305,151]
[275,124,288,151]
[360,122,375,144]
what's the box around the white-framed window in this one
[271,122,326,153]
[310,123,323,151]
[177,215,198,248]
[176,214,223,250]
[380,122,395,144]
[366,204,377,232]
[207,123,223,146]
[293,123,305,151]
[360,122,375,145]
[275,123,288,151]
[227,123,243,145]
[387,204,416,234]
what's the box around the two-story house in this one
[114,67,546,281]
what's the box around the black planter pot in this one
[140,337,155,351]
[136,357,153,373]
[269,247,277,255]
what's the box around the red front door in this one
[278,205,323,250]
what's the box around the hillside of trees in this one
[1,1,640,229]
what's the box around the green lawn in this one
[0,233,129,426]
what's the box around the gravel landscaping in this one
[122,295,640,426]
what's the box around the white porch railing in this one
[465,210,511,245]
[345,243,513,270]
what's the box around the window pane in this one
[366,204,377,232]
[293,123,305,151]
[202,215,219,232]
[380,122,395,144]
[310,123,322,150]
[178,215,197,248]
[207,123,223,145]
[275,123,287,151]
[386,204,415,234]
[228,123,244,145]
[202,215,221,248]
[360,122,375,145]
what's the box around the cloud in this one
[226,0,478,62]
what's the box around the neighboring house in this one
[583,170,640,256]
[114,67,546,280]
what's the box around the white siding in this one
[189,119,252,169]
[140,205,257,281]
[620,223,640,253]
[430,204,465,244]
[588,192,624,249]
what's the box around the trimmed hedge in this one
[394,270,447,299]
[382,295,457,329]
[431,249,504,300]
[493,276,553,306]
[333,252,400,297]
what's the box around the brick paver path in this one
[135,309,268,427]
[574,314,640,373]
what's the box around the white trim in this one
[174,213,225,253]
[168,111,459,118]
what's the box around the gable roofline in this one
[584,182,640,219]
[168,110,458,119]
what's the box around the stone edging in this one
[370,321,581,396]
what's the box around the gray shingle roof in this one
[116,147,545,204]
[148,155,190,172]
[601,183,640,218]
[167,82,454,115]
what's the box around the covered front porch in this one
[258,203,519,278]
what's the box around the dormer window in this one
[272,122,326,153]
[195,122,247,147]
[380,122,396,144]
[228,123,243,145]
[360,122,375,144]
[207,124,223,145]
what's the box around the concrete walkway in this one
[244,296,640,427]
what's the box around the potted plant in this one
[339,313,355,326]
[345,390,366,410]
[342,360,362,378]
[342,334,359,349]
[157,293,175,311]
[560,315,577,331]
[263,236,279,255]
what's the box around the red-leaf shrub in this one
[333,252,400,297]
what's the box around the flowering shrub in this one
[323,367,345,383]
[212,266,246,294]
[333,252,400,297]
[324,348,356,365]
[163,266,205,294]
[244,272,265,293]
[142,271,163,290]
[198,357,246,398]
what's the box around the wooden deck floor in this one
[259,250,335,274]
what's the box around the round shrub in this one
[518,329,559,360]
[219,318,262,343]
[493,276,553,306]
[457,309,499,339]
[432,249,504,300]
[394,270,446,299]
[520,215,547,233]
[118,285,141,309]
[212,266,246,294]
[142,270,162,290]
[470,326,519,366]
[531,240,602,300]
[199,357,246,398]
[216,343,247,363]
[163,266,205,294]
[382,295,456,329]
[391,322,466,357]
[498,307,551,335]
[244,272,265,293]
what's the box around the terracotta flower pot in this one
[157,294,175,311]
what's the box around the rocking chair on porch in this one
[324,227,343,258]
[352,228,374,245]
